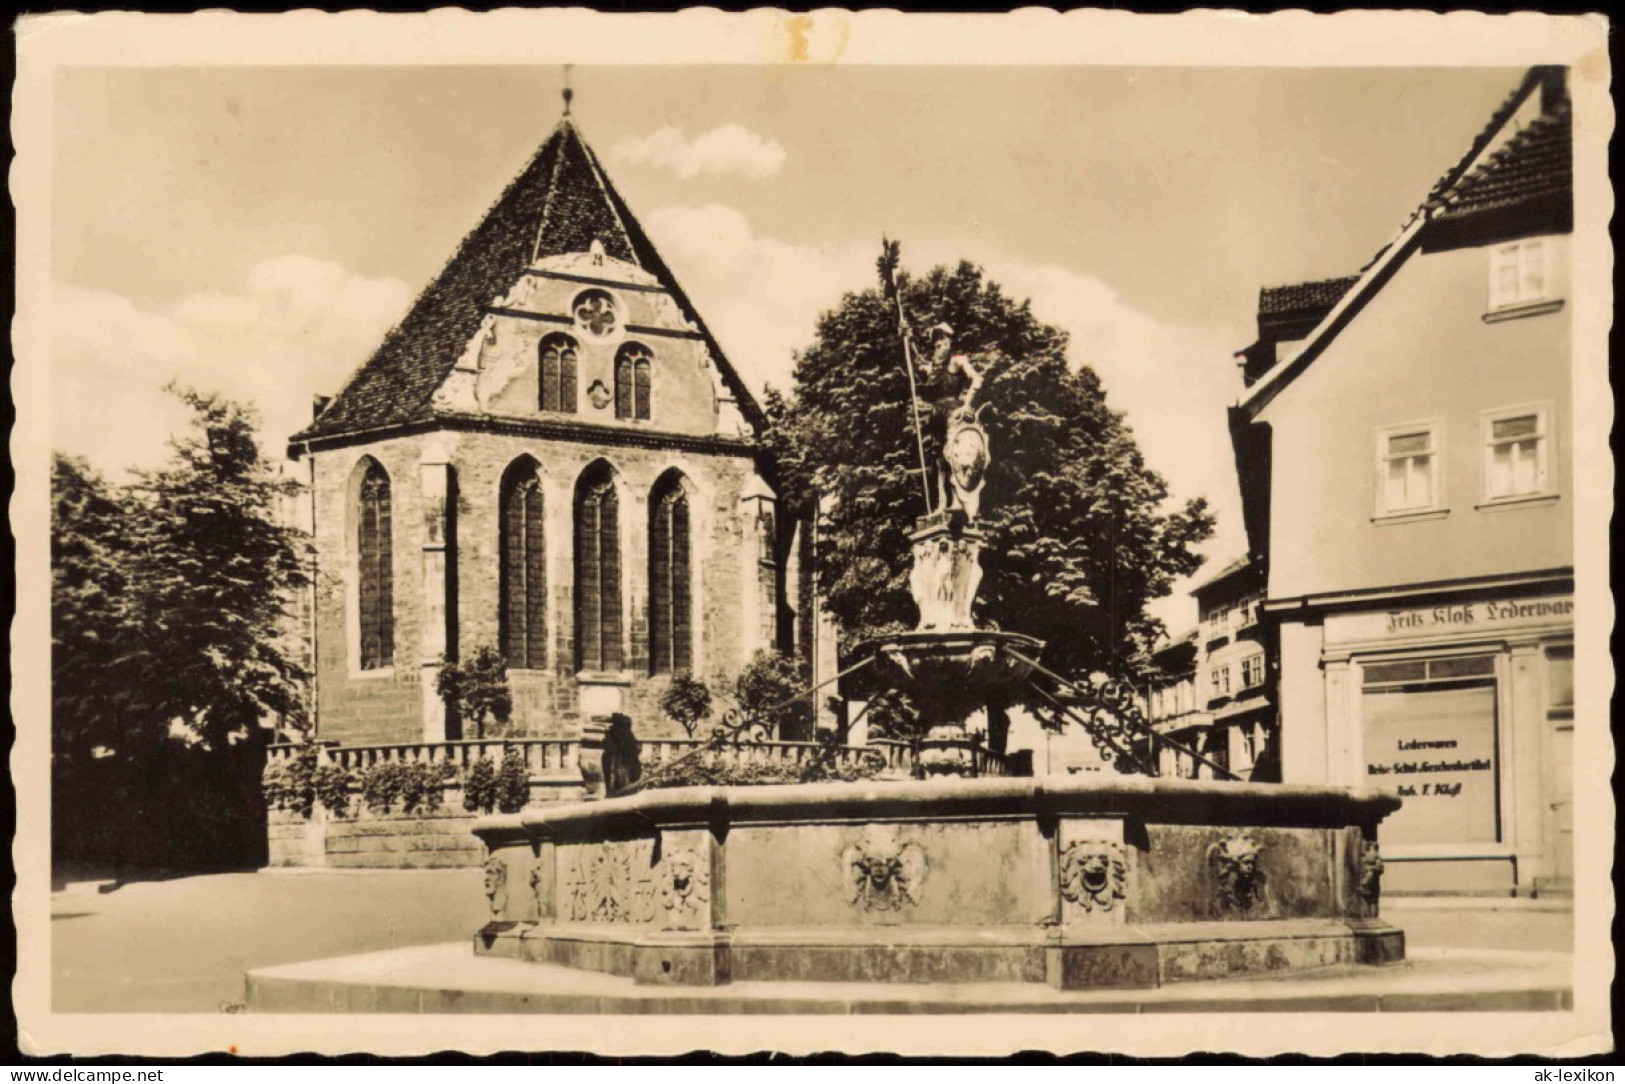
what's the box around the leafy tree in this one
[118,386,312,752]
[435,645,513,740]
[734,649,812,740]
[51,455,133,768]
[51,388,313,868]
[763,254,1213,682]
[658,671,714,737]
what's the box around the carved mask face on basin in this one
[483,858,508,912]
[859,854,902,891]
[669,854,696,899]
[1076,850,1112,894]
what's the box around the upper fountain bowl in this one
[853,628,1045,709]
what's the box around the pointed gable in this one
[295,118,763,447]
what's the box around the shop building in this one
[1228,67,1573,895]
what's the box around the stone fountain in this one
[441,266,1407,997]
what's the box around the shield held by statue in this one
[944,405,990,520]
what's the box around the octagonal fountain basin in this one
[470,775,1404,991]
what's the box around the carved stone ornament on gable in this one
[573,289,619,339]
[530,249,660,290]
[1059,839,1127,913]
[587,379,612,411]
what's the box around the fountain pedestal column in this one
[860,509,1043,779]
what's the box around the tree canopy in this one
[763,255,1214,681]
[52,386,310,766]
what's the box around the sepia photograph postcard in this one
[11,8,1614,1060]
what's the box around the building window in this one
[1489,240,1550,310]
[648,473,692,676]
[1362,653,1500,846]
[1240,655,1265,689]
[356,460,394,670]
[1209,665,1231,699]
[574,463,622,672]
[615,342,653,421]
[539,333,579,414]
[1207,606,1230,638]
[1377,421,1444,516]
[757,508,778,648]
[1481,405,1551,502]
[572,289,619,339]
[500,460,546,671]
[1546,645,1574,720]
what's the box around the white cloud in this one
[51,255,412,478]
[612,125,788,181]
[643,203,1248,634]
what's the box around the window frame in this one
[538,333,580,415]
[570,288,623,343]
[499,460,548,672]
[1240,654,1266,690]
[1487,239,1551,312]
[1374,417,1448,521]
[647,474,693,677]
[1478,402,1555,506]
[613,341,654,422]
[354,459,395,674]
[574,465,624,674]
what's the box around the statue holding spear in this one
[877,239,990,521]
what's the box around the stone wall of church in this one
[307,433,431,747]
[307,428,778,746]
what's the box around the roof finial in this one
[562,64,574,117]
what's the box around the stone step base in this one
[246,942,1571,1015]
[477,919,1404,989]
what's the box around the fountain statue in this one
[857,258,1044,777]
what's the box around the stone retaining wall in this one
[268,780,586,869]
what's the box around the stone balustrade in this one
[268,734,1024,788]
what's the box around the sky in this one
[49,64,1524,631]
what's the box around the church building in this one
[288,98,791,746]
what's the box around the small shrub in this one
[359,761,406,814]
[659,671,713,737]
[312,763,353,818]
[263,745,321,818]
[463,756,498,814]
[401,761,455,814]
[734,650,811,740]
[260,760,290,810]
[495,746,530,814]
[436,646,513,740]
[641,748,887,791]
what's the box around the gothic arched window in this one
[648,472,692,675]
[500,459,546,671]
[356,459,394,670]
[539,333,579,414]
[615,342,653,421]
[574,463,622,672]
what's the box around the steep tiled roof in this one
[295,118,763,444]
[1257,276,1359,318]
[1239,67,1572,420]
[1431,105,1572,221]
